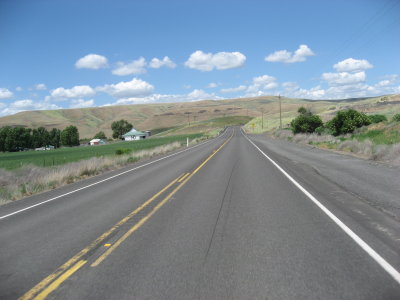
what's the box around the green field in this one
[0,134,202,170]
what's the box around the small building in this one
[90,139,107,145]
[35,145,55,151]
[122,129,149,141]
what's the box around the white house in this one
[122,129,149,141]
[90,139,107,145]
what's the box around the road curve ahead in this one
[1,127,400,299]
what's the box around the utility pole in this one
[279,94,282,129]
[261,108,264,129]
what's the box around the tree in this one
[111,119,133,139]
[93,131,107,140]
[290,108,323,134]
[327,109,371,136]
[61,125,80,146]
[49,128,61,148]
[0,126,12,152]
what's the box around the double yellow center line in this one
[20,133,233,300]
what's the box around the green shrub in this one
[327,109,371,136]
[315,126,334,135]
[392,113,400,122]
[115,148,132,155]
[290,114,323,134]
[368,114,387,124]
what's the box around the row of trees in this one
[290,107,394,136]
[0,125,79,152]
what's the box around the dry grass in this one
[273,129,400,166]
[0,142,183,205]
[292,133,340,144]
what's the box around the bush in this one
[315,126,334,136]
[115,148,132,155]
[369,114,387,124]
[290,114,323,134]
[392,113,400,122]
[327,109,371,136]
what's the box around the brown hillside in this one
[0,95,399,138]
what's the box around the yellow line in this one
[19,175,182,300]
[178,172,190,182]
[91,133,233,267]
[34,260,87,300]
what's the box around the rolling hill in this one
[0,94,399,138]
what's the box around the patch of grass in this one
[0,133,203,170]
[352,129,400,145]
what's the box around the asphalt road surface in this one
[1,127,400,299]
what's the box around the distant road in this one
[1,127,400,299]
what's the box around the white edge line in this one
[0,133,226,220]
[241,129,400,285]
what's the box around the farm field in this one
[0,134,202,170]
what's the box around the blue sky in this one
[0,0,399,116]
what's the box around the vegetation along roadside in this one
[0,133,205,205]
[273,110,400,166]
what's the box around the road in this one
[1,127,400,299]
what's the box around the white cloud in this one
[207,82,219,88]
[0,99,61,116]
[0,88,13,99]
[103,89,222,106]
[322,71,366,86]
[15,86,23,92]
[51,85,96,99]
[333,58,373,73]
[35,83,47,90]
[149,56,176,69]
[112,57,147,76]
[265,44,315,63]
[376,75,397,87]
[184,50,246,71]
[246,75,278,95]
[220,85,247,93]
[183,85,192,89]
[97,78,154,99]
[69,99,95,108]
[187,89,220,100]
[75,54,108,69]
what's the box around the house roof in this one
[122,128,146,137]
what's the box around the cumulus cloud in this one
[97,78,154,99]
[103,89,222,106]
[0,88,13,99]
[220,85,247,93]
[0,99,61,116]
[333,58,373,73]
[265,44,315,63]
[75,54,108,69]
[322,71,366,86]
[15,86,23,92]
[246,75,278,95]
[69,99,95,108]
[51,85,96,99]
[35,83,47,90]
[149,56,176,69]
[112,57,147,76]
[184,50,246,71]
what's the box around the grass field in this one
[0,133,203,170]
